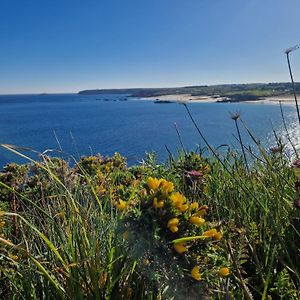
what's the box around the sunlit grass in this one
[0,131,300,299]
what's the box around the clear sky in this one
[1,0,300,94]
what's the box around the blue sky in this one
[1,0,300,93]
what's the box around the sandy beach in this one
[140,94,219,103]
[140,93,300,105]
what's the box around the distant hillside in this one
[78,82,300,101]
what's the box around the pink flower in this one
[186,170,203,177]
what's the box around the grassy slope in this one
[0,129,299,299]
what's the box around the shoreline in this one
[139,93,300,105]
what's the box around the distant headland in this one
[78,82,300,103]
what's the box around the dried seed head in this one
[230,111,241,121]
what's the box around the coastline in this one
[139,93,300,105]
[139,94,218,103]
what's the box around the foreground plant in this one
[117,176,231,298]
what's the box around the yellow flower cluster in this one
[173,242,187,254]
[153,197,164,209]
[116,199,127,211]
[189,216,205,226]
[147,177,174,195]
[203,229,222,241]
[218,267,230,277]
[191,266,202,281]
[167,218,179,233]
[170,192,189,212]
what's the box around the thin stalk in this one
[286,50,300,126]
[174,122,186,153]
[279,100,299,158]
[184,104,267,211]
[234,118,250,173]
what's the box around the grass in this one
[0,113,300,299]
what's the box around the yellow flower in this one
[203,228,218,238]
[174,242,187,254]
[189,202,199,211]
[189,216,205,226]
[116,199,127,211]
[214,231,222,241]
[167,218,179,228]
[170,192,185,206]
[147,177,160,191]
[153,198,164,209]
[218,267,230,277]
[191,266,202,281]
[202,228,222,240]
[169,225,179,233]
[178,203,189,212]
[159,179,174,196]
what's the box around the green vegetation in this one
[0,117,300,299]
[78,82,300,101]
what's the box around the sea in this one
[0,93,299,168]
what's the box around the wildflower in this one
[189,202,199,211]
[189,216,205,226]
[167,218,179,227]
[203,229,218,238]
[170,192,186,206]
[116,199,127,211]
[174,242,187,254]
[214,231,222,241]
[159,179,174,195]
[169,225,179,233]
[186,170,203,177]
[170,192,189,213]
[191,266,202,281]
[178,203,189,212]
[168,218,179,233]
[153,198,164,209]
[147,177,160,191]
[218,267,230,277]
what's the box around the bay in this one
[0,93,299,167]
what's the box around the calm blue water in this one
[0,93,299,168]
